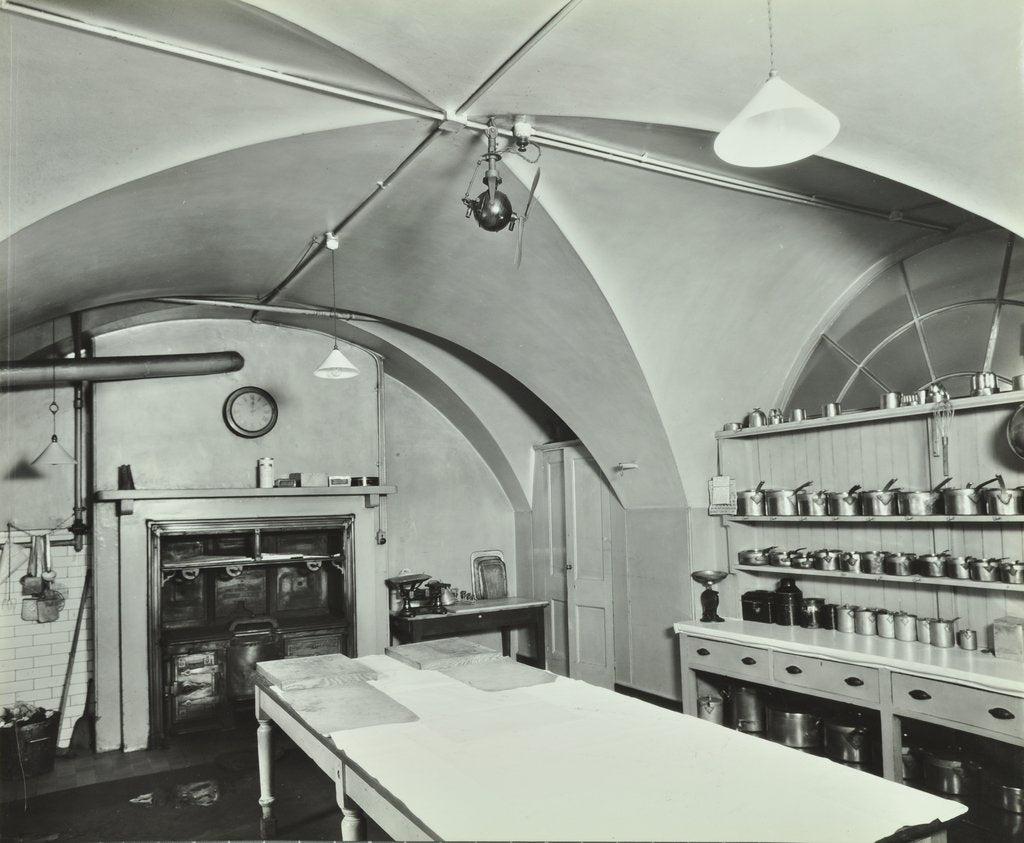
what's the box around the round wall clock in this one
[223,386,278,438]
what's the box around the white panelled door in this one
[533,444,615,688]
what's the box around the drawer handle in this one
[844,677,864,687]
[741,657,757,666]
[989,707,1015,721]
[696,648,710,656]
[785,665,802,675]
[908,689,931,701]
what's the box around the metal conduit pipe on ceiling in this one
[5,0,954,233]
[0,351,244,389]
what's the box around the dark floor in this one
[1,716,1020,842]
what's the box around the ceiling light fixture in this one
[713,0,839,168]
[313,233,359,379]
[32,320,76,466]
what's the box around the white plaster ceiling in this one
[2,0,1020,506]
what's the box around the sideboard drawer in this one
[772,652,880,706]
[685,637,770,682]
[891,673,1024,740]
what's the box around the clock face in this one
[223,387,278,438]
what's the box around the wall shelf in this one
[725,514,1023,524]
[735,564,1024,592]
[716,391,1022,439]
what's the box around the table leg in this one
[500,626,512,657]
[257,718,276,839]
[533,607,547,669]
[336,776,366,841]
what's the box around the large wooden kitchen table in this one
[254,652,965,842]
[388,596,547,668]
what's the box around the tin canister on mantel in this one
[257,457,275,489]
[875,609,895,638]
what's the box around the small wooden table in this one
[388,596,547,668]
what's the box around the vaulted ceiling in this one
[2,0,1020,507]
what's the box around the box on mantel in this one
[993,616,1024,661]
[289,472,329,488]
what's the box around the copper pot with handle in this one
[897,477,952,516]
[981,474,1023,515]
[736,480,766,516]
[859,479,899,516]
[766,481,813,516]
[797,487,828,516]
[826,485,861,516]
[943,477,996,516]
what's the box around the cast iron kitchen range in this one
[153,516,353,739]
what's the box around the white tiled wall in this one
[0,533,92,747]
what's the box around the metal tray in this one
[471,551,507,599]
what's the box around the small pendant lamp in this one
[314,233,359,379]
[714,0,839,168]
[33,321,76,466]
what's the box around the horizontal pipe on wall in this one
[0,351,244,389]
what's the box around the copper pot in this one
[859,479,899,515]
[826,485,861,516]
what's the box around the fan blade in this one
[522,169,541,220]
[515,220,526,269]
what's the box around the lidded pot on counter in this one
[835,604,857,633]
[875,609,895,638]
[800,597,826,629]
[894,611,917,641]
[854,607,877,636]
[772,578,802,626]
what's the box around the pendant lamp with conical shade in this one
[33,321,77,466]
[714,1,839,168]
[314,232,359,380]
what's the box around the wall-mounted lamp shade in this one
[314,347,359,379]
[33,435,77,465]
[713,73,839,167]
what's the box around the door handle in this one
[908,689,931,701]
[785,665,802,674]
[565,563,574,571]
[844,677,864,687]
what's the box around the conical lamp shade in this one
[714,73,839,167]
[32,436,77,466]
[314,347,359,379]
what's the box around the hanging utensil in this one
[1,528,14,610]
[35,588,65,623]
[40,534,56,584]
[21,536,44,595]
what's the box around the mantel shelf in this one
[94,486,395,515]
[735,563,1024,592]
[716,391,1023,439]
[725,514,1024,523]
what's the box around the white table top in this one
[269,653,965,842]
[674,619,1024,696]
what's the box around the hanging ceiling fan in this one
[461,118,541,268]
